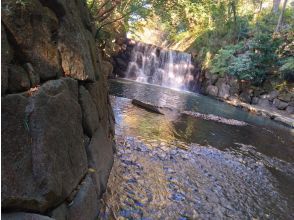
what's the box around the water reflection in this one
[111,97,177,144]
[106,79,294,219]
[111,95,294,162]
[110,78,293,130]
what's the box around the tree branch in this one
[96,0,111,16]
[95,6,143,39]
[89,0,96,9]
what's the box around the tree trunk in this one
[272,0,281,13]
[259,0,263,12]
[275,0,288,32]
[231,1,237,43]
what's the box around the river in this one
[99,78,294,219]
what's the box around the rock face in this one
[112,39,134,77]
[1,0,114,218]
[273,98,288,110]
[49,175,100,220]
[216,80,230,100]
[2,212,54,220]
[8,65,31,93]
[86,127,114,197]
[2,79,88,212]
[79,85,100,137]
[206,85,218,97]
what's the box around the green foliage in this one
[87,0,293,85]
[16,0,29,7]
[210,44,243,76]
[228,52,257,80]
[210,31,283,85]
[279,57,294,82]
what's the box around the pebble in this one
[100,133,292,220]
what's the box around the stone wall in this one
[1,0,114,219]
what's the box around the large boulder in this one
[278,92,293,103]
[206,85,218,97]
[239,90,252,104]
[67,175,100,220]
[1,24,13,94]
[286,106,294,114]
[215,78,226,88]
[251,97,259,105]
[86,127,114,198]
[50,175,100,220]
[257,98,271,108]
[85,81,113,136]
[23,63,40,88]
[57,1,98,81]
[79,85,99,137]
[204,72,218,85]
[8,65,30,93]
[101,60,114,79]
[228,78,239,96]
[268,90,279,101]
[2,213,53,220]
[2,78,88,212]
[273,98,288,110]
[1,0,61,81]
[113,57,128,77]
[217,83,230,99]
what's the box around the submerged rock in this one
[182,111,248,126]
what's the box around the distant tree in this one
[272,0,281,13]
[275,0,288,32]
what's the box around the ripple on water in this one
[99,135,294,219]
[103,95,294,219]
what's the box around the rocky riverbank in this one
[2,0,114,219]
[201,72,294,127]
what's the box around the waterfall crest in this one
[125,42,195,90]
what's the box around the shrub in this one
[279,57,294,82]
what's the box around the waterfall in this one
[125,42,195,90]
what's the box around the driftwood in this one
[131,99,164,114]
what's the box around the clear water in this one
[101,78,294,219]
[110,79,291,129]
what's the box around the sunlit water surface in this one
[99,78,294,219]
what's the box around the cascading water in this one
[125,42,195,90]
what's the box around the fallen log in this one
[131,99,164,114]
